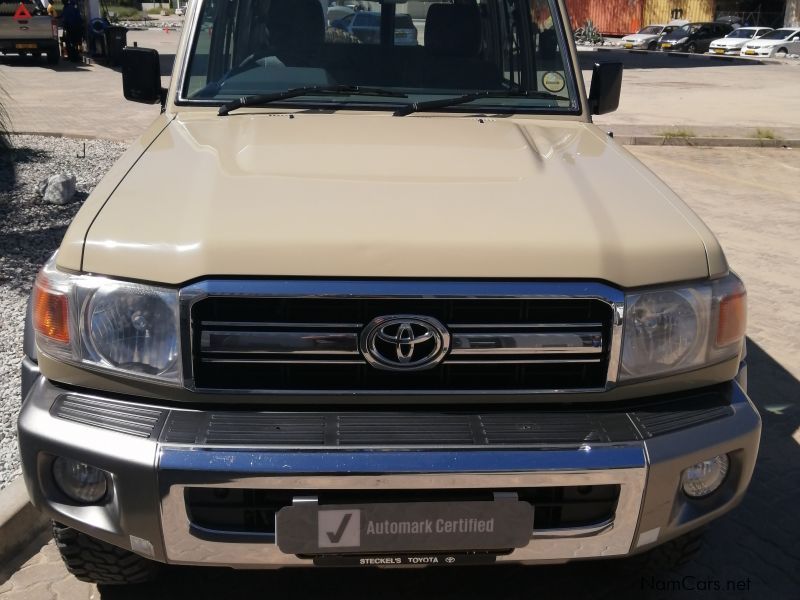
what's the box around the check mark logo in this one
[326,513,353,544]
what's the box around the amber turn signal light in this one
[33,276,70,344]
[716,290,746,347]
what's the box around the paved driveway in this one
[1,147,798,600]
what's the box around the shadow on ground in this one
[93,340,799,600]
[105,53,176,77]
[0,144,83,292]
[578,49,765,70]
[0,56,90,72]
[0,146,47,195]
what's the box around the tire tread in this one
[52,522,160,585]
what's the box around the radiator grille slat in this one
[190,297,613,392]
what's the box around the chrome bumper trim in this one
[158,446,647,566]
[158,446,646,474]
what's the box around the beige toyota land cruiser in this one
[19,0,760,584]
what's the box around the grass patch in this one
[658,128,696,140]
[752,128,781,140]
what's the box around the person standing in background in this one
[62,0,85,62]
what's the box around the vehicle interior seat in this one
[408,3,503,90]
[266,0,325,65]
[322,3,503,90]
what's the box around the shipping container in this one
[564,0,644,36]
[643,0,716,27]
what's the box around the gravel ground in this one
[0,135,127,490]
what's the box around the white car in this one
[741,27,800,57]
[619,24,677,50]
[708,27,772,55]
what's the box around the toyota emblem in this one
[360,315,450,371]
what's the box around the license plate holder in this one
[276,499,534,555]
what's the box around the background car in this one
[619,24,677,50]
[741,28,800,57]
[331,11,418,45]
[709,27,773,55]
[660,22,733,53]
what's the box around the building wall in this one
[565,0,644,35]
[643,0,716,25]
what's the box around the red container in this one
[564,0,644,36]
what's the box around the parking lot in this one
[1,24,799,600]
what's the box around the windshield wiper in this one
[218,85,408,116]
[393,90,563,117]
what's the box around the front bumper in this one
[18,376,760,567]
[0,39,58,53]
[709,47,743,55]
[741,48,774,57]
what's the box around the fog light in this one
[681,454,729,498]
[52,457,109,504]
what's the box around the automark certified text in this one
[366,518,495,536]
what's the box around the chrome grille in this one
[198,323,604,365]
[182,281,621,394]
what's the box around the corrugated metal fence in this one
[564,0,718,36]
[643,0,715,26]
[565,0,644,35]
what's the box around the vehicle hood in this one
[621,34,656,43]
[662,30,690,41]
[746,38,784,47]
[74,113,724,287]
[710,37,747,47]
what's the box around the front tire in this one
[46,48,59,65]
[776,47,788,57]
[52,522,161,585]
[687,42,697,54]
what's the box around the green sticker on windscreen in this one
[542,72,566,93]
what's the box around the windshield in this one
[673,24,700,34]
[759,29,795,40]
[727,28,757,39]
[638,26,662,35]
[182,0,577,114]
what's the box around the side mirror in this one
[122,47,166,106]
[588,62,622,115]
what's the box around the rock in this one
[36,178,49,198]
[42,174,77,205]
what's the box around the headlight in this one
[675,37,688,44]
[619,273,746,381]
[32,253,181,384]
